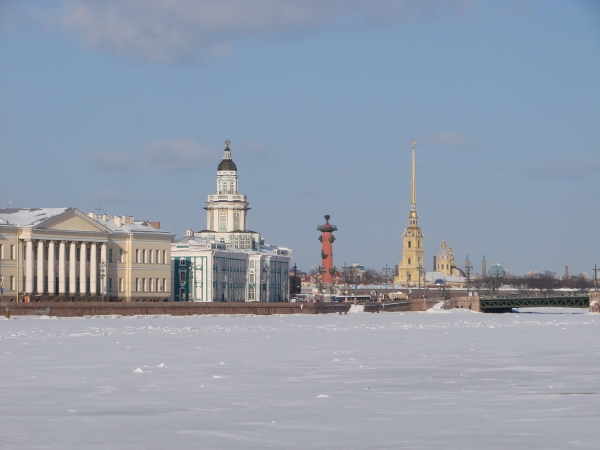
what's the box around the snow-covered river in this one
[1,308,599,449]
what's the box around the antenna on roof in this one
[94,204,103,216]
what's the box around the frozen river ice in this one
[1,309,599,449]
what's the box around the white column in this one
[69,242,77,294]
[58,241,66,294]
[37,240,45,294]
[80,242,87,294]
[48,241,55,294]
[25,240,34,294]
[90,242,97,295]
[100,243,107,294]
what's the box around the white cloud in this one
[24,0,472,63]
[417,131,481,152]
[92,137,218,172]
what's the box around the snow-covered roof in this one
[425,271,465,283]
[94,218,173,235]
[0,207,71,227]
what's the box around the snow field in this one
[1,309,599,449]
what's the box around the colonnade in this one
[23,239,107,295]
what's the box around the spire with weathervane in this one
[394,140,425,286]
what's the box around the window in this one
[143,278,147,292]
[135,249,140,263]
[136,278,140,292]
[149,278,154,292]
[407,241,411,248]
[142,249,147,263]
[163,250,167,264]
[119,249,124,263]
[156,250,160,264]
[209,213,214,230]
[180,288,186,299]
[249,274,255,283]
[10,245,15,259]
[109,248,113,262]
[219,212,227,231]
[250,260,255,269]
[407,258,411,265]
[417,241,420,248]
[108,278,113,291]
[249,286,255,300]
[10,276,15,291]
[179,270,186,282]
[156,278,159,292]
[119,278,124,292]
[234,212,240,230]
[180,258,186,266]
[163,278,167,291]
[0,244,3,259]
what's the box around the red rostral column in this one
[317,215,337,289]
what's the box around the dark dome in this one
[217,159,237,171]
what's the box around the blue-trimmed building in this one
[171,141,292,302]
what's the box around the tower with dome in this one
[171,141,292,302]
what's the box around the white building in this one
[171,141,292,302]
[0,208,173,302]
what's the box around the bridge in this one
[479,293,591,313]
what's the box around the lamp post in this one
[99,260,106,302]
[465,256,473,295]
[292,262,298,298]
[263,262,270,302]
[0,258,4,302]
[593,264,598,291]
[417,264,425,298]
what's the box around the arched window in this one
[407,258,411,265]
[249,286,255,300]
[219,212,227,231]
[408,241,412,248]
[230,182,234,193]
[234,212,240,230]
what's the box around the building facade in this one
[171,141,292,302]
[394,141,425,285]
[0,208,173,302]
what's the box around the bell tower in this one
[394,140,425,285]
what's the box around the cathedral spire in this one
[411,140,416,207]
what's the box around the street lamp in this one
[262,262,270,302]
[99,260,106,302]
[417,264,425,297]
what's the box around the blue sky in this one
[1,0,599,276]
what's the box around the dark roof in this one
[217,147,237,171]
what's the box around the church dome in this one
[217,159,237,171]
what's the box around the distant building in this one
[0,208,173,302]
[487,262,505,277]
[171,141,292,302]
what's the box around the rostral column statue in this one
[317,215,337,299]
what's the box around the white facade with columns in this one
[0,207,173,302]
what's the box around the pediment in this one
[37,209,110,233]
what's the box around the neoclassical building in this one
[172,141,292,302]
[394,141,425,285]
[0,208,173,302]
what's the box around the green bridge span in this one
[479,293,590,313]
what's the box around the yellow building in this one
[435,240,455,275]
[394,141,425,286]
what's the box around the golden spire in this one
[411,140,416,206]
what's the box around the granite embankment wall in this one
[1,302,351,317]
[590,292,600,313]
[443,295,481,312]
[364,298,441,313]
